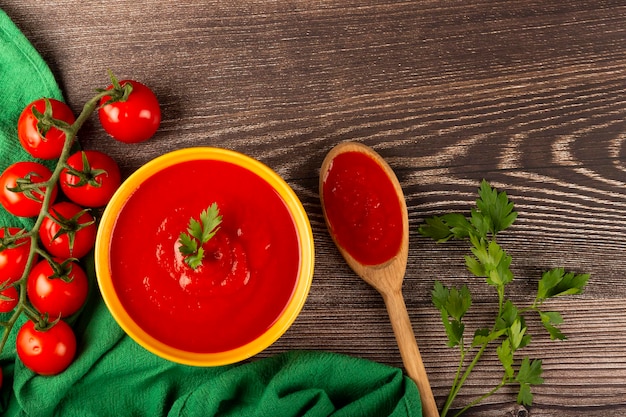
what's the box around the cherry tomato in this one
[98,80,161,143]
[17,98,76,160]
[39,202,96,259]
[16,319,76,375]
[0,162,58,217]
[60,150,121,207]
[0,227,34,285]
[27,259,88,318]
[0,285,19,313]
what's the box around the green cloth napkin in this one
[0,9,423,417]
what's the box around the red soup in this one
[109,159,300,353]
[322,151,403,266]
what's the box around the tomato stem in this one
[62,152,107,188]
[0,78,116,354]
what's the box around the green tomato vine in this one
[0,74,133,358]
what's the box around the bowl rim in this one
[95,147,314,366]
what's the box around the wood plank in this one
[2,0,625,415]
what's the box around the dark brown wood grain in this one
[2,1,626,415]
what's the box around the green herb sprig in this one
[419,180,589,417]
[178,203,222,269]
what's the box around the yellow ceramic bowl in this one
[95,147,314,366]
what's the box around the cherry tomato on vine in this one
[0,162,58,218]
[0,227,34,285]
[17,98,76,160]
[60,150,121,207]
[27,259,88,318]
[98,80,161,143]
[16,319,76,375]
[0,285,19,313]
[39,202,96,259]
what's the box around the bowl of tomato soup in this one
[95,147,314,366]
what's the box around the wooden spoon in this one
[320,142,439,417]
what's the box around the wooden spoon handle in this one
[383,290,440,417]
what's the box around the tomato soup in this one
[108,159,301,353]
[322,151,403,265]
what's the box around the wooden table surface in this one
[3,1,625,416]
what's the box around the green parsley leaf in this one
[469,237,503,274]
[188,217,204,241]
[517,383,533,407]
[508,318,527,351]
[418,213,474,242]
[517,357,544,386]
[469,208,491,238]
[475,179,518,235]
[516,357,544,405]
[441,312,465,348]
[442,213,474,239]
[496,300,520,330]
[446,285,472,322]
[537,268,590,302]
[418,216,455,242]
[432,281,471,348]
[432,281,472,321]
[178,203,222,269]
[178,233,198,255]
[432,280,450,311]
[185,247,205,270]
[497,339,514,379]
[464,254,484,277]
[199,204,221,242]
[465,235,514,288]
[539,311,566,340]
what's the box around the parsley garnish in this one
[419,180,589,417]
[178,203,222,269]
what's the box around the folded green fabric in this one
[0,9,422,417]
[0,11,61,231]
